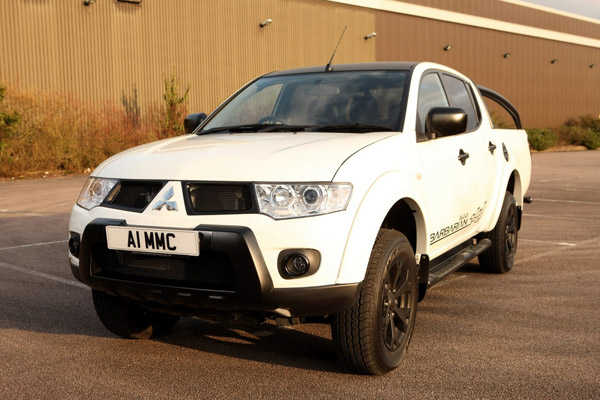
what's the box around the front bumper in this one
[72,218,359,317]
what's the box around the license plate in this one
[105,226,199,256]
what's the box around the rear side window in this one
[416,73,449,133]
[441,74,480,131]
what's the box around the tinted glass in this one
[441,74,479,130]
[417,73,449,133]
[202,70,409,131]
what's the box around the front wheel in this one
[92,290,180,339]
[331,229,418,375]
[478,191,518,273]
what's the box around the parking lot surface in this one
[1,151,599,399]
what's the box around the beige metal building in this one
[1,0,599,127]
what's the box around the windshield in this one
[200,70,409,134]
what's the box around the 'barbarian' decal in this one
[430,203,487,245]
[470,202,486,224]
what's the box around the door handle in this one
[458,149,469,165]
[488,141,497,154]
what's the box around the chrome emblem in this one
[153,186,178,211]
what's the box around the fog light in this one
[69,232,80,258]
[284,254,310,277]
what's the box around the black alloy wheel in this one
[380,255,414,352]
[479,191,518,273]
[332,229,417,375]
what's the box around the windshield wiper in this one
[310,123,394,133]
[259,124,312,132]
[198,124,270,134]
[198,124,313,135]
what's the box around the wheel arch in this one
[506,169,524,229]
[506,169,524,206]
[380,198,427,255]
[483,168,524,233]
[335,171,428,285]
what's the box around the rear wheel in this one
[478,191,518,273]
[92,290,179,339]
[331,229,418,375]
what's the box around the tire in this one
[331,229,418,375]
[92,290,180,339]
[478,191,518,274]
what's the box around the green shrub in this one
[526,128,556,151]
[581,131,600,150]
[557,125,600,150]
[577,114,600,133]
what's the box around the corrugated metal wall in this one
[1,0,598,127]
[0,0,375,115]
[374,10,600,127]
[393,0,600,39]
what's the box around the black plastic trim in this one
[181,181,258,215]
[100,179,167,213]
[477,85,522,129]
[74,219,359,317]
[277,249,321,279]
[68,231,80,258]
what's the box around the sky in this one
[521,0,600,21]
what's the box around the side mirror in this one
[184,113,207,134]
[425,107,468,138]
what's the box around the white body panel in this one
[69,62,531,299]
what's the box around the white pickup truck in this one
[69,62,531,375]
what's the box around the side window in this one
[417,73,449,133]
[441,74,480,131]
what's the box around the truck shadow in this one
[157,318,347,373]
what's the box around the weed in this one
[161,71,189,138]
[0,81,188,178]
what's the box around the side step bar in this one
[428,239,491,287]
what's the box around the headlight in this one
[76,177,118,210]
[255,183,352,219]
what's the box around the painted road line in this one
[515,236,600,266]
[520,239,576,246]
[0,240,68,252]
[0,260,88,289]
[533,198,600,205]
[523,213,600,222]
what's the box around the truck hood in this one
[93,131,397,182]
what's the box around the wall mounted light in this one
[364,32,377,40]
[443,45,452,51]
[260,19,273,28]
[590,64,596,68]
[550,59,558,64]
[503,52,511,58]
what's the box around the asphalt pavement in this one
[0,151,599,399]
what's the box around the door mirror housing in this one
[184,113,207,134]
[425,107,468,138]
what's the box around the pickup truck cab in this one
[69,62,531,375]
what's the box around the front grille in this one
[99,249,235,291]
[103,180,164,211]
[186,183,253,213]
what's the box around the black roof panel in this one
[263,62,419,77]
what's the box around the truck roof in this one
[264,62,419,77]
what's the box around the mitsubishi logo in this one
[153,186,178,211]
